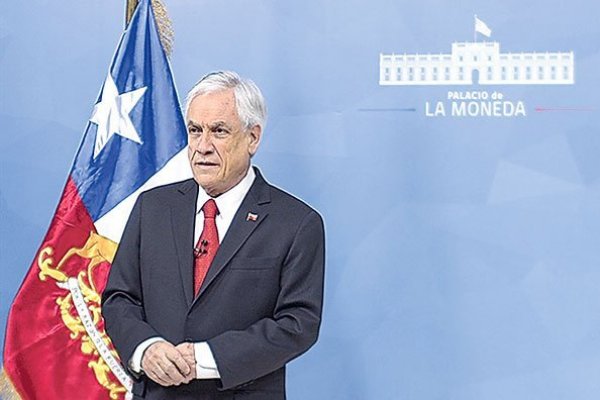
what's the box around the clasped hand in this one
[141,341,196,386]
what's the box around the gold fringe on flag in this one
[126,0,174,57]
[0,368,22,400]
[151,0,174,56]
[125,0,139,24]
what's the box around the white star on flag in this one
[89,73,147,158]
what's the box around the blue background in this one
[1,0,600,398]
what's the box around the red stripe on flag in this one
[3,177,122,399]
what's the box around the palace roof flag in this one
[475,15,492,38]
[1,1,189,398]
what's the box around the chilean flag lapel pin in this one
[246,212,258,222]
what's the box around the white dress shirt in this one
[129,167,256,379]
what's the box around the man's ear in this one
[248,124,262,156]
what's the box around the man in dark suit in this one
[102,71,325,399]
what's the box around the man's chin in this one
[194,177,221,197]
[193,166,219,178]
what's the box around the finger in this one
[174,344,196,381]
[142,342,173,370]
[149,373,170,387]
[146,365,171,387]
[185,366,196,381]
[168,347,192,376]
[154,360,176,385]
[157,356,186,385]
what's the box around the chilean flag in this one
[2,1,190,398]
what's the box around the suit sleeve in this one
[207,210,325,390]
[101,194,161,373]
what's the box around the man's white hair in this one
[184,71,267,130]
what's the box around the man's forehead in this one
[186,89,240,125]
[190,88,235,105]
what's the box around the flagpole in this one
[125,0,139,27]
[473,14,477,42]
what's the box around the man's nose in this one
[193,133,214,154]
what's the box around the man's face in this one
[186,89,261,197]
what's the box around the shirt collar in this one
[196,166,256,218]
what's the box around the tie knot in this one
[202,199,219,219]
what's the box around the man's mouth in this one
[195,161,219,167]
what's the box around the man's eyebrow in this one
[187,120,201,128]
[209,121,232,129]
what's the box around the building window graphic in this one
[384,67,390,81]
[380,41,574,85]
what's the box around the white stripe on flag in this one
[94,149,193,243]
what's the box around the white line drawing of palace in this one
[380,41,574,86]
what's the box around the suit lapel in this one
[170,179,198,308]
[194,168,272,301]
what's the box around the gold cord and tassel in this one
[127,0,174,56]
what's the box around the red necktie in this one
[194,199,219,296]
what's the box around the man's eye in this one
[188,127,201,134]
[214,128,229,136]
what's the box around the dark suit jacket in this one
[101,168,325,400]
